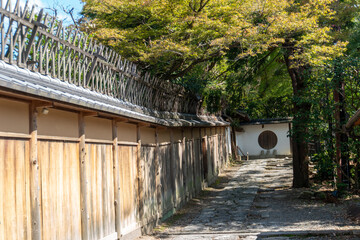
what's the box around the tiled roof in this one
[0,60,228,127]
[238,117,293,125]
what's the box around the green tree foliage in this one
[82,0,345,79]
[82,0,350,187]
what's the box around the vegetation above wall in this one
[81,0,346,115]
[81,0,357,188]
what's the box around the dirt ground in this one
[138,158,360,240]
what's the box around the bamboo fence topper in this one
[0,0,198,113]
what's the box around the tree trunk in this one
[333,61,350,184]
[231,126,238,160]
[283,43,310,188]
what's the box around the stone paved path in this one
[140,158,360,240]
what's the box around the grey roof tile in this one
[0,60,228,127]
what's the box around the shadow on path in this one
[141,158,360,240]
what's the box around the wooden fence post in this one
[181,128,187,201]
[190,128,195,197]
[79,112,89,240]
[225,127,228,163]
[169,129,176,209]
[29,102,41,240]
[136,124,144,224]
[112,120,121,238]
[199,128,203,185]
[155,127,161,221]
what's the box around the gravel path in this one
[138,158,360,240]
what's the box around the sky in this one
[20,0,84,25]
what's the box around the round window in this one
[258,130,278,150]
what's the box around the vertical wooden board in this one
[25,140,31,240]
[207,137,213,181]
[87,143,115,240]
[194,140,202,193]
[140,147,146,218]
[141,146,157,221]
[118,145,137,234]
[131,146,137,218]
[214,135,218,175]
[166,146,172,209]
[0,139,30,240]
[151,147,157,218]
[95,144,101,239]
[38,141,49,240]
[189,140,195,196]
[102,144,115,236]
[50,142,58,238]
[220,135,222,169]
[0,139,4,240]
[185,141,190,194]
[190,141,194,195]
[15,140,27,240]
[41,141,81,240]
[62,143,70,239]
[56,141,64,240]
[67,142,82,240]
[159,146,165,212]
[101,145,108,236]
[107,145,115,235]
[85,144,94,240]
[4,140,16,240]
[131,146,136,226]
[140,147,147,220]
[119,146,130,228]
[50,141,57,239]
[212,137,216,176]
[159,145,172,213]
[98,145,104,238]
[173,143,182,205]
[119,147,128,226]
[95,144,102,239]
[88,143,95,240]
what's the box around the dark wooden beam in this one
[82,111,98,117]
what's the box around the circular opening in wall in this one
[258,130,278,150]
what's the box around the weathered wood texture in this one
[0,0,198,113]
[79,113,89,240]
[118,145,138,235]
[85,143,116,240]
[29,103,41,240]
[141,146,157,224]
[159,145,172,216]
[0,128,228,239]
[0,98,229,240]
[38,140,81,240]
[0,139,31,240]
[112,121,121,237]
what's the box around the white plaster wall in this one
[236,123,291,156]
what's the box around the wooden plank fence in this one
[0,97,230,240]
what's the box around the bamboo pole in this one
[29,102,41,240]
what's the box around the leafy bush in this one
[311,152,336,181]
